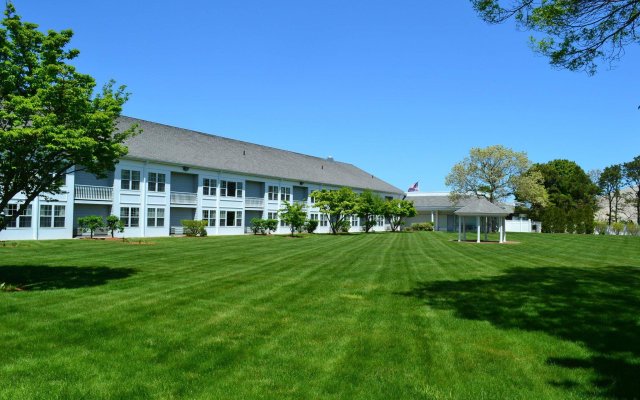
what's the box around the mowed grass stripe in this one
[1,232,639,399]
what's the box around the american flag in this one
[408,181,419,192]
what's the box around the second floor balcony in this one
[75,185,113,202]
[171,191,198,205]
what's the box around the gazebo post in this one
[476,215,481,243]
[502,218,507,243]
[484,216,488,241]
[462,216,466,241]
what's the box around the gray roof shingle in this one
[118,117,403,194]
[454,197,510,216]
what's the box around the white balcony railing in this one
[74,185,113,201]
[170,191,198,205]
[245,197,265,208]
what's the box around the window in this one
[280,187,291,202]
[310,196,315,205]
[203,178,217,196]
[268,185,279,201]
[148,173,166,192]
[120,207,140,227]
[3,204,32,228]
[219,210,242,227]
[320,214,329,227]
[147,207,165,227]
[376,215,385,227]
[202,209,216,226]
[121,169,140,190]
[39,205,65,228]
[221,180,243,197]
[267,212,278,220]
[310,213,319,221]
[350,215,359,227]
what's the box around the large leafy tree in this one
[471,0,640,74]
[599,164,624,224]
[355,190,385,233]
[279,200,307,237]
[0,4,138,232]
[311,187,358,235]
[623,155,640,224]
[383,199,417,232]
[445,145,548,206]
[527,160,598,233]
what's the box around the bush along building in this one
[0,117,403,240]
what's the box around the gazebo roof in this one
[453,197,510,216]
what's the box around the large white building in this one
[1,117,403,240]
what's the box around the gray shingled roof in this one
[408,195,473,210]
[454,198,510,216]
[408,194,515,214]
[117,117,403,194]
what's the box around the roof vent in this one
[327,156,334,162]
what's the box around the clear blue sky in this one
[16,1,640,191]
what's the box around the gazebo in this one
[454,197,510,243]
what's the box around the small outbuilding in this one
[454,197,510,243]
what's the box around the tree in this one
[598,164,624,224]
[279,200,307,236]
[105,215,124,238]
[383,199,417,232]
[355,190,384,233]
[623,155,640,224]
[471,0,640,74]
[528,160,599,233]
[311,188,358,234]
[0,5,138,232]
[77,215,104,239]
[446,145,548,206]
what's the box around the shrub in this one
[626,222,639,236]
[339,220,351,233]
[595,220,608,235]
[181,220,208,237]
[250,218,266,235]
[304,219,319,234]
[78,215,105,238]
[106,215,125,238]
[611,222,625,235]
[411,222,434,231]
[264,219,278,234]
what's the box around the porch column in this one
[476,215,481,243]
[499,217,504,243]
[458,215,462,242]
[435,210,439,231]
[431,211,435,223]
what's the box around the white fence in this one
[505,219,542,233]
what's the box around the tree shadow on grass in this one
[0,265,137,291]
[400,266,640,399]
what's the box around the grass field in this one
[1,232,639,399]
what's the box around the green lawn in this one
[1,232,639,399]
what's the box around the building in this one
[1,117,403,240]
[403,192,540,233]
